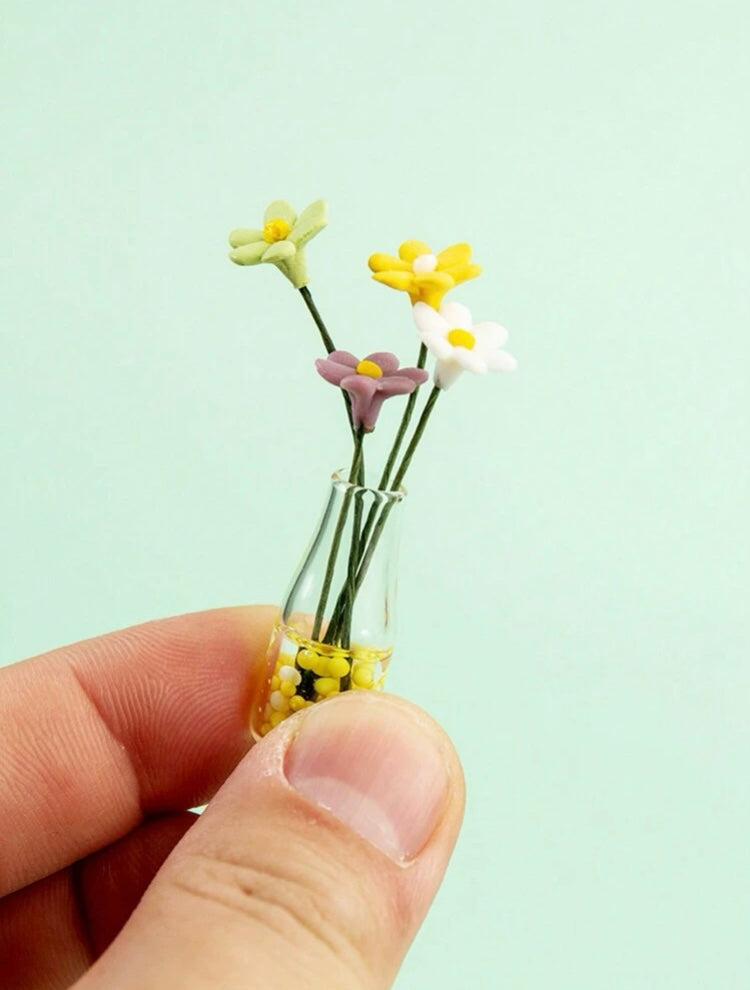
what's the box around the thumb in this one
[74,691,465,990]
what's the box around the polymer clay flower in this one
[228,199,327,288]
[368,240,481,308]
[315,351,428,432]
[413,301,517,390]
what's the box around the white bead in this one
[270,691,288,711]
[279,664,301,684]
[413,253,438,273]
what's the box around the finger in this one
[74,692,465,990]
[0,605,276,896]
[0,813,196,990]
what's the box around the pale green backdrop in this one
[2,1,749,987]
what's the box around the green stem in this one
[311,431,364,641]
[378,343,427,491]
[336,343,427,606]
[390,384,440,490]
[353,386,442,594]
[338,489,364,652]
[299,285,354,434]
[299,285,336,353]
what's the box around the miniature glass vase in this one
[250,469,404,739]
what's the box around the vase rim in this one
[331,468,406,501]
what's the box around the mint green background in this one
[2,2,749,987]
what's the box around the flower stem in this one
[338,488,364,654]
[337,342,426,598]
[299,285,354,433]
[311,430,364,642]
[378,343,427,492]
[390,384,440,491]
[353,386,442,594]
[298,286,336,353]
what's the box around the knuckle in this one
[164,845,380,981]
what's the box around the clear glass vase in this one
[250,469,405,740]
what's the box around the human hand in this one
[0,607,464,989]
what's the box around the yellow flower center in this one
[355,359,383,378]
[263,218,292,243]
[447,328,476,349]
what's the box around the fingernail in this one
[285,696,450,863]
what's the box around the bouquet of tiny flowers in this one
[229,200,517,738]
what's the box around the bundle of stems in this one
[299,288,440,649]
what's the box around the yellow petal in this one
[437,242,472,268]
[398,240,432,262]
[445,262,482,285]
[420,286,451,308]
[368,252,410,273]
[413,270,454,291]
[371,270,415,291]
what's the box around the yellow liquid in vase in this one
[251,624,392,739]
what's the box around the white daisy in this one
[412,301,517,389]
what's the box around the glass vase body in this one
[250,470,404,740]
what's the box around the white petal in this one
[421,330,453,360]
[434,359,463,390]
[439,301,473,329]
[455,348,488,374]
[412,252,438,273]
[473,321,508,347]
[486,349,518,372]
[413,301,448,335]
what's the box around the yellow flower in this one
[368,240,481,308]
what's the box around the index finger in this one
[0,606,275,897]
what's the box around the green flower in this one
[228,199,327,288]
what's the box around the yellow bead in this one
[314,677,339,696]
[259,722,271,736]
[270,675,280,691]
[289,695,306,712]
[269,710,285,728]
[280,680,296,697]
[311,656,330,677]
[352,665,374,689]
[297,649,316,670]
[327,656,350,678]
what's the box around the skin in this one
[0,606,465,989]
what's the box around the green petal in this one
[229,241,267,265]
[263,199,297,226]
[262,240,296,262]
[288,199,328,248]
[283,249,309,288]
[228,227,264,248]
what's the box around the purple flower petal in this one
[376,375,422,397]
[328,350,359,367]
[315,349,363,385]
[363,351,399,375]
[315,357,351,386]
[361,392,388,431]
[389,366,429,386]
[340,374,379,430]
[316,350,428,432]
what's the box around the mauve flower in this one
[315,350,428,432]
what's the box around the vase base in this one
[251,623,392,740]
